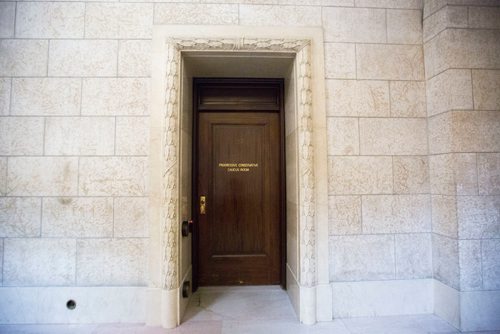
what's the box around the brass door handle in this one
[200,196,206,215]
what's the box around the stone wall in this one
[424,0,500,330]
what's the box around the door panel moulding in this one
[149,26,329,328]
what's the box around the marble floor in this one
[0,286,498,334]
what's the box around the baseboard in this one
[433,279,460,329]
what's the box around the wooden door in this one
[193,79,284,286]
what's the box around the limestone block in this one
[0,78,10,116]
[430,153,477,195]
[0,117,44,155]
[329,235,395,281]
[279,0,353,4]
[0,40,48,76]
[239,5,320,26]
[0,2,15,38]
[432,234,459,289]
[459,240,482,291]
[116,117,149,156]
[387,9,422,44]
[393,156,429,194]
[49,40,117,77]
[356,0,422,8]
[82,78,150,116]
[362,195,431,233]
[11,78,81,116]
[322,7,386,43]
[431,195,458,238]
[118,40,151,77]
[460,289,500,332]
[7,157,78,196]
[357,44,424,80]
[451,111,500,153]
[326,79,389,117]
[0,239,2,283]
[327,118,359,155]
[472,70,500,111]
[426,69,473,117]
[424,29,500,79]
[458,195,500,239]
[389,81,426,117]
[0,158,6,195]
[79,157,148,196]
[15,2,84,38]
[428,111,453,154]
[45,117,115,155]
[155,4,238,25]
[42,198,113,238]
[423,6,467,42]
[3,239,76,286]
[395,233,432,279]
[324,44,356,79]
[76,239,147,286]
[469,6,500,29]
[85,3,153,39]
[478,153,500,195]
[0,197,41,237]
[114,197,149,237]
[423,0,447,18]
[359,118,428,155]
[328,156,393,194]
[328,195,361,235]
[482,239,500,290]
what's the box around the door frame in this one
[191,78,286,290]
[149,25,330,328]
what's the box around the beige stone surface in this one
[3,239,76,286]
[76,239,147,286]
[0,117,44,155]
[0,158,6,195]
[362,195,431,233]
[428,112,452,155]
[387,9,422,44]
[116,117,149,156]
[0,78,10,116]
[482,239,500,290]
[7,157,78,196]
[322,7,386,43]
[118,40,151,77]
[395,233,432,279]
[82,78,150,116]
[329,235,395,281]
[328,156,393,194]
[85,3,153,39]
[469,6,500,29]
[423,6,467,42]
[389,81,426,117]
[356,0,422,8]
[240,5,320,26]
[357,44,424,80]
[431,195,458,238]
[0,40,48,76]
[459,239,482,291]
[472,70,500,111]
[451,111,500,153]
[393,156,429,194]
[458,195,500,239]
[114,197,149,238]
[423,0,447,18]
[324,43,356,79]
[326,79,389,117]
[0,2,15,38]
[15,2,84,38]
[326,117,359,155]
[11,78,81,116]
[278,0,353,4]
[0,197,41,237]
[155,4,238,25]
[426,69,473,117]
[328,196,361,235]
[42,198,113,238]
[432,233,459,289]
[359,118,427,155]
[430,153,477,196]
[45,117,115,156]
[79,157,148,196]
[49,40,118,77]
[0,239,2,283]
[478,153,500,195]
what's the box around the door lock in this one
[200,196,206,215]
